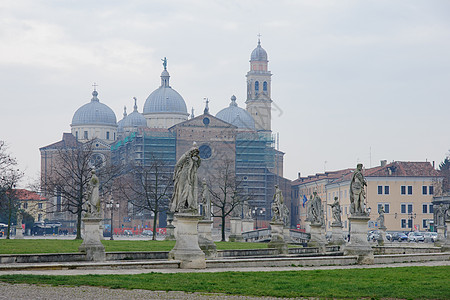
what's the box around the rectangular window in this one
[344,206,347,215]
[378,186,383,194]
[38,214,42,221]
[408,186,413,195]
[38,203,43,209]
[84,131,88,139]
[422,219,428,229]
[422,204,428,214]
[408,219,412,229]
[429,186,434,195]
[75,131,78,139]
[384,186,390,194]
[422,186,427,195]
[378,203,383,213]
[385,204,390,214]
[344,220,347,228]
[408,204,413,214]
[23,203,28,209]
[401,204,406,214]
[401,219,406,228]
[106,131,110,140]
[429,204,434,214]
[401,186,406,195]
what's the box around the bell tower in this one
[245,38,272,133]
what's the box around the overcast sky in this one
[1,0,449,186]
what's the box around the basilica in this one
[40,39,293,231]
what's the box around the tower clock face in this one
[89,153,106,169]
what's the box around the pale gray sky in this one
[1,0,449,186]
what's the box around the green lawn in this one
[0,266,448,299]
[0,239,269,254]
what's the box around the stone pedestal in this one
[329,222,344,245]
[435,225,446,247]
[268,221,288,254]
[308,223,326,252]
[79,218,105,261]
[198,220,217,258]
[377,226,387,246]
[165,224,176,240]
[242,219,254,233]
[343,215,374,264]
[440,221,450,251]
[228,217,243,242]
[168,213,206,269]
[15,224,24,239]
[283,227,292,243]
[305,221,311,234]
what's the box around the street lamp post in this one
[107,198,120,240]
[408,212,416,232]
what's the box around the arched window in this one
[263,81,268,92]
[255,81,259,91]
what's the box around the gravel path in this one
[0,282,293,300]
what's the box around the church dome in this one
[123,98,147,128]
[143,67,187,114]
[250,39,268,62]
[216,95,255,130]
[71,90,117,126]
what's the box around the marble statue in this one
[170,143,201,212]
[200,178,211,219]
[309,191,323,225]
[377,206,385,228]
[243,200,252,219]
[87,170,100,217]
[17,212,23,225]
[435,204,446,226]
[271,185,284,222]
[350,163,367,214]
[328,197,341,224]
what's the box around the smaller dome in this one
[71,90,117,126]
[250,39,268,62]
[123,98,147,128]
[216,95,255,130]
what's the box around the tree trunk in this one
[221,214,226,241]
[6,197,12,239]
[152,211,158,240]
[75,205,82,240]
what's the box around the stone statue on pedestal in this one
[170,144,201,213]
[350,163,367,214]
[377,206,385,228]
[435,204,446,226]
[200,178,211,219]
[86,170,101,217]
[271,185,284,222]
[309,191,324,225]
[328,197,341,225]
[243,200,252,219]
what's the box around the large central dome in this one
[143,68,187,114]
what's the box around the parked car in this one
[390,232,408,242]
[142,230,153,237]
[385,232,392,241]
[407,231,425,242]
[123,230,133,236]
[423,232,437,243]
[367,230,381,241]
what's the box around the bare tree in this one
[439,156,450,195]
[0,141,24,239]
[42,139,118,239]
[117,156,172,240]
[208,160,251,241]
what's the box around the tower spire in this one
[133,97,138,112]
